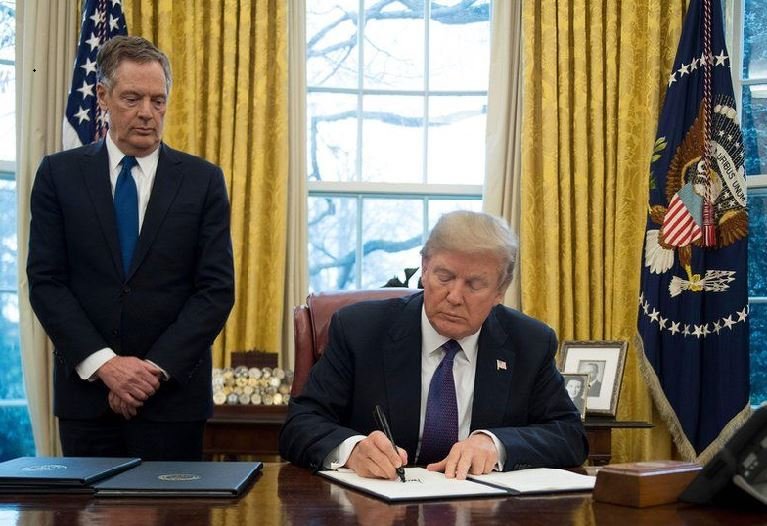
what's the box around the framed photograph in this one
[562,373,589,420]
[559,340,627,417]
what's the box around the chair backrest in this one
[292,289,419,397]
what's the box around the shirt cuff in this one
[145,359,170,380]
[324,435,367,470]
[471,429,507,471]
[75,348,116,381]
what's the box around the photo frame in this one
[561,373,589,420]
[559,340,627,417]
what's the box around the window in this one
[0,0,33,461]
[730,0,767,404]
[306,0,491,291]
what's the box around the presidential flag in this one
[62,0,128,150]
[638,0,750,463]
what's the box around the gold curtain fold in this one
[521,0,688,462]
[124,1,289,366]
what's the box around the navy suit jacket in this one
[27,141,235,421]
[279,292,588,471]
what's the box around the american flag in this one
[62,0,128,150]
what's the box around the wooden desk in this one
[203,406,650,466]
[0,463,764,525]
[584,419,653,466]
[203,405,287,461]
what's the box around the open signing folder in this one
[318,467,595,502]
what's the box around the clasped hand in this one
[97,356,163,419]
[345,431,498,480]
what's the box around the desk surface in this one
[0,463,763,525]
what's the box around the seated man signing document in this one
[280,211,588,479]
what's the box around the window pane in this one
[742,85,767,175]
[308,196,358,291]
[743,0,767,80]
[306,0,360,89]
[362,94,424,183]
[363,0,424,91]
[361,199,423,288]
[428,198,483,228]
[750,302,767,405]
[0,405,33,461]
[0,63,14,163]
[427,95,487,184]
[0,179,16,290]
[749,189,767,297]
[429,0,490,91]
[308,92,358,182]
[0,292,19,399]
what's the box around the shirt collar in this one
[105,133,160,174]
[420,305,481,364]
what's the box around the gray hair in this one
[421,210,518,290]
[97,36,172,94]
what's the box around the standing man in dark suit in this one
[280,211,587,479]
[27,36,235,460]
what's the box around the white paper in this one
[319,467,507,501]
[469,468,596,494]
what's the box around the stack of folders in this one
[0,457,263,497]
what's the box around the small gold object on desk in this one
[593,460,701,508]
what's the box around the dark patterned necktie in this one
[114,155,138,276]
[418,339,461,465]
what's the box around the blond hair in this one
[421,210,518,290]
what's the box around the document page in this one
[469,468,596,495]
[319,468,507,502]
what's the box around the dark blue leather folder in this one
[92,461,263,497]
[0,457,140,489]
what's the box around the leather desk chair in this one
[291,288,419,397]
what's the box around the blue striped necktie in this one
[418,339,461,465]
[114,155,138,276]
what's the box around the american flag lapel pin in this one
[496,359,507,371]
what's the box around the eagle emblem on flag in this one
[643,94,748,297]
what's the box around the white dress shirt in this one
[325,306,506,470]
[74,134,161,381]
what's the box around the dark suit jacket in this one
[279,292,588,471]
[27,141,235,422]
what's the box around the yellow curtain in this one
[123,1,289,366]
[521,0,687,462]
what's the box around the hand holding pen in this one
[374,405,407,483]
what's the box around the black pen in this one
[373,404,406,483]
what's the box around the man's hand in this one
[96,356,162,408]
[426,433,498,479]
[108,390,137,420]
[345,431,408,480]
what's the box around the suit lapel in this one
[81,141,124,277]
[127,143,183,280]
[382,293,424,459]
[471,307,516,429]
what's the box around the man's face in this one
[582,364,598,380]
[97,60,167,157]
[565,379,582,399]
[421,250,505,340]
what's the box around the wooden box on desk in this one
[593,461,701,507]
